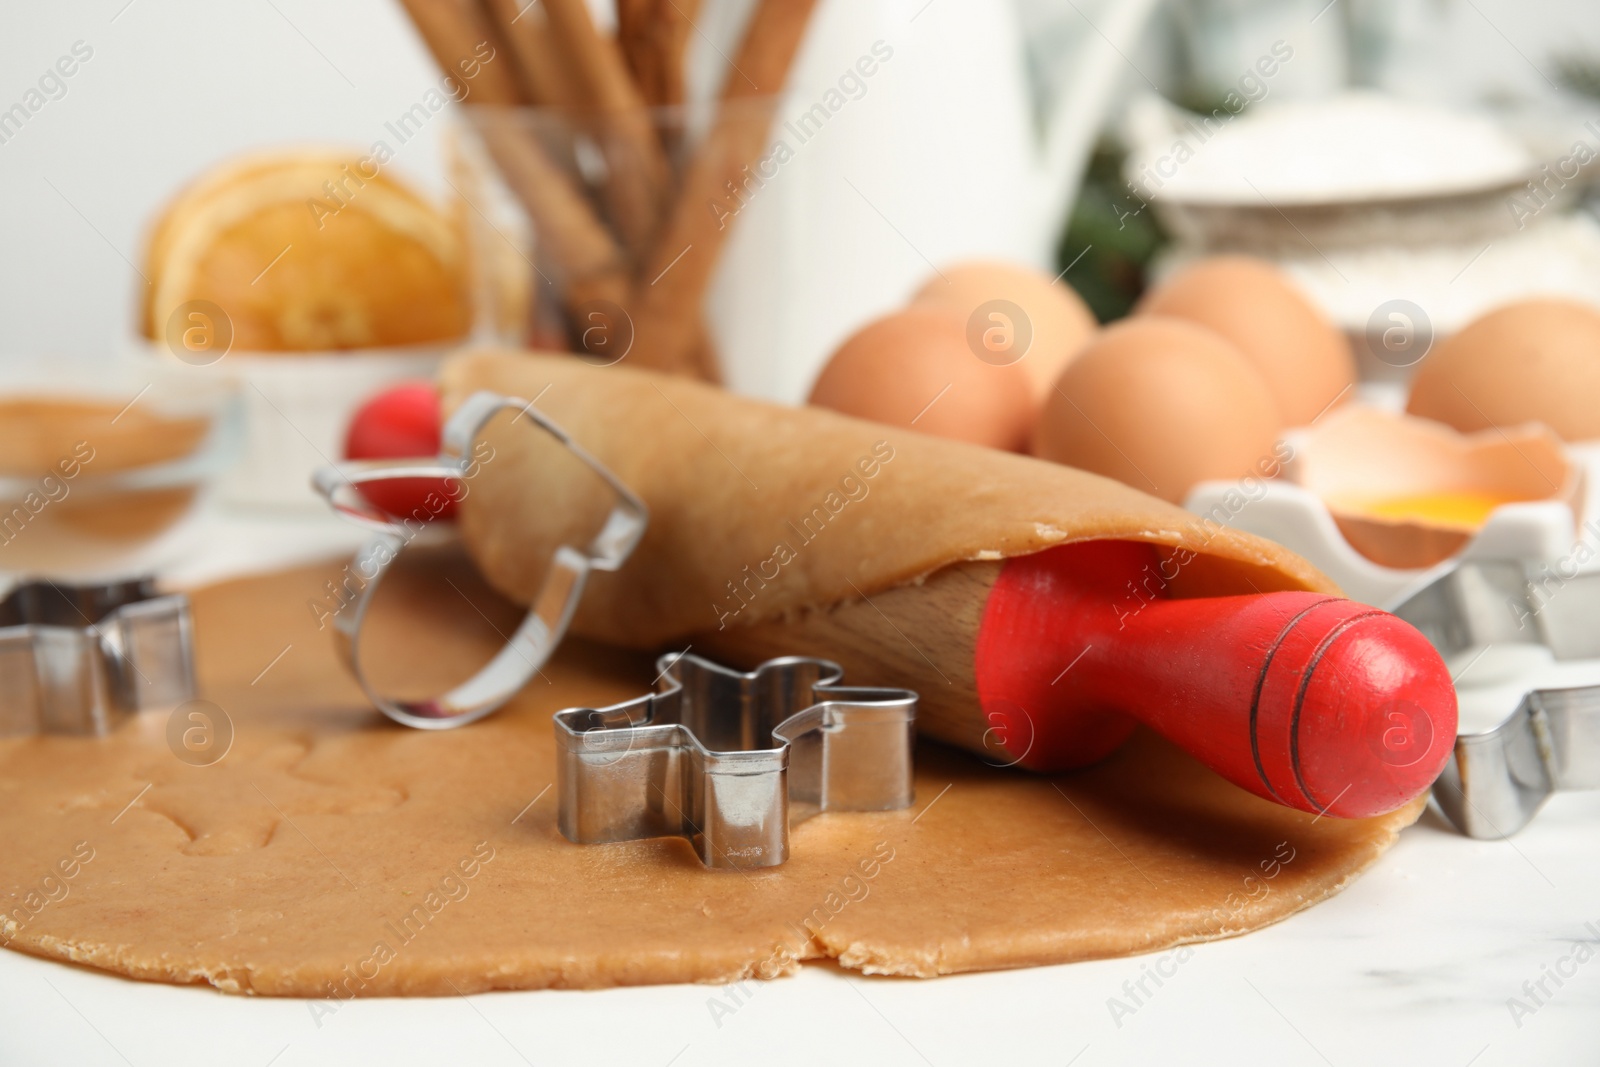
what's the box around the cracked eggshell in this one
[1286,405,1582,569]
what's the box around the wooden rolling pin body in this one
[703,540,1456,819]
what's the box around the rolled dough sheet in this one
[0,557,1422,996]
[441,350,1339,651]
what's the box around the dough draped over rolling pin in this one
[442,349,1338,653]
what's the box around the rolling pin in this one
[703,539,1456,819]
[443,351,1457,820]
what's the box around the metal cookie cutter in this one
[0,577,195,737]
[314,390,647,730]
[1390,559,1600,838]
[555,652,917,870]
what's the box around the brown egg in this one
[1407,298,1600,441]
[809,306,1034,450]
[1033,318,1282,503]
[1138,255,1355,426]
[912,260,1098,407]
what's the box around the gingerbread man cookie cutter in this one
[554,652,917,870]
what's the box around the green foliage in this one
[1554,52,1600,100]
[1056,144,1169,323]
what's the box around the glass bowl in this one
[0,355,241,578]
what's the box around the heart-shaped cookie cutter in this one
[313,390,648,729]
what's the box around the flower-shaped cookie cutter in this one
[313,390,648,729]
[554,652,917,870]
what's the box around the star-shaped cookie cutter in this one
[1389,559,1600,838]
[313,390,648,730]
[554,652,917,869]
[0,577,195,736]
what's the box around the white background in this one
[3,2,1600,1065]
[0,0,452,361]
[4,0,1600,362]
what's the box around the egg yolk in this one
[1342,491,1526,529]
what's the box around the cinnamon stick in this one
[626,0,818,377]
[398,0,527,106]
[616,0,701,107]
[473,112,631,308]
[480,0,578,108]
[539,0,672,260]
[399,0,630,327]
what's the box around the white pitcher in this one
[686,0,1163,402]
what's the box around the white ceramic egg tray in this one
[1187,440,1600,737]
[1183,476,1589,609]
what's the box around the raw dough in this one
[441,350,1340,650]
[0,555,1421,996]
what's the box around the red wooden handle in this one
[974,541,1456,818]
